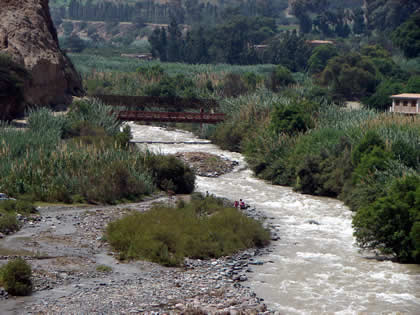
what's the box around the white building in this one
[390,94,420,114]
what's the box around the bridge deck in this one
[117,110,225,124]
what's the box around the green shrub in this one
[364,80,403,111]
[308,44,338,74]
[265,65,295,92]
[352,131,385,166]
[144,153,195,194]
[96,265,112,273]
[65,99,121,136]
[269,107,308,135]
[209,121,250,152]
[106,197,270,266]
[353,175,420,263]
[0,213,19,234]
[0,258,32,296]
[352,146,393,184]
[144,74,197,98]
[0,200,36,214]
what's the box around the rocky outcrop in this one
[0,0,83,114]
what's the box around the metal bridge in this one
[116,110,225,124]
[95,94,225,124]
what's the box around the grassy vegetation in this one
[96,265,112,272]
[68,53,276,98]
[0,99,195,205]
[69,53,276,77]
[106,195,270,266]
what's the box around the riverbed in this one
[131,123,420,314]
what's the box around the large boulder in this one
[0,0,83,118]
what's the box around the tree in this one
[321,53,378,100]
[352,8,366,35]
[364,80,403,110]
[405,75,420,92]
[353,175,420,263]
[308,44,338,74]
[366,0,420,32]
[265,31,312,72]
[167,17,182,62]
[149,27,168,61]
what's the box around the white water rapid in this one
[130,123,420,314]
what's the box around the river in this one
[130,123,420,314]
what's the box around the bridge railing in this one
[116,110,225,124]
[95,94,219,110]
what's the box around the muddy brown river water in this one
[131,123,420,314]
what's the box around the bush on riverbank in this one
[0,258,32,296]
[0,200,37,234]
[353,175,420,263]
[0,99,194,204]
[106,195,270,266]
[143,152,195,194]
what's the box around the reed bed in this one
[69,53,276,77]
[0,100,179,204]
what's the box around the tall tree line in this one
[149,15,311,68]
[54,0,287,24]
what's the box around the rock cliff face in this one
[0,0,83,111]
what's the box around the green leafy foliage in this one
[321,53,377,100]
[264,31,312,72]
[0,100,195,204]
[392,12,420,58]
[0,200,36,214]
[269,97,317,136]
[0,258,32,296]
[106,196,270,266]
[145,74,197,98]
[265,65,296,92]
[308,45,338,75]
[0,212,19,234]
[364,80,403,110]
[206,82,420,263]
[144,153,195,194]
[405,75,420,92]
[353,175,420,262]
[352,131,386,166]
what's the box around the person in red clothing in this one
[239,199,246,209]
[234,200,239,208]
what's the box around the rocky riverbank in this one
[0,193,280,314]
[175,152,239,178]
